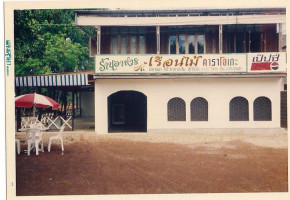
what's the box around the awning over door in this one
[15,72,93,87]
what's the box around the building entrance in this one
[108,91,147,132]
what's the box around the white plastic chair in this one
[27,123,44,156]
[15,139,21,154]
[48,125,65,152]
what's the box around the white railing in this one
[21,115,72,130]
[20,117,42,129]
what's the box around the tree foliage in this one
[14,9,94,76]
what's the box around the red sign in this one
[249,53,285,72]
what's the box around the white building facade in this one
[75,8,287,134]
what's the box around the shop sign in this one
[95,53,286,74]
[95,54,247,74]
[247,52,286,73]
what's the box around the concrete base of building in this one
[148,128,287,134]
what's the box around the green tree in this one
[43,33,88,73]
[14,9,95,76]
[14,9,95,112]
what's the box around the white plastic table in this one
[18,127,49,155]
[18,127,49,132]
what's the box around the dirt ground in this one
[16,131,288,195]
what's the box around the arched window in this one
[191,97,208,121]
[168,97,186,121]
[254,97,272,121]
[230,97,249,121]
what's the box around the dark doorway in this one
[250,32,262,52]
[108,91,147,133]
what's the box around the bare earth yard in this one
[16,130,288,195]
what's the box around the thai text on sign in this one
[95,53,286,74]
[247,53,286,73]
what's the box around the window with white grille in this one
[168,97,186,121]
[230,97,249,121]
[191,97,208,121]
[254,97,272,121]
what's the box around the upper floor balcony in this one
[75,8,286,77]
[88,24,286,57]
[75,8,286,57]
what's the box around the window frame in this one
[253,97,272,121]
[110,34,146,54]
[169,34,206,54]
[190,97,208,121]
[229,96,249,121]
[167,97,186,121]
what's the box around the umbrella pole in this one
[33,104,36,117]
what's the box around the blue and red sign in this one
[249,53,286,72]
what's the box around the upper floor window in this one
[111,36,118,54]
[120,36,127,54]
[169,35,177,54]
[169,34,205,54]
[223,24,281,53]
[139,36,146,54]
[111,35,146,54]
[110,27,147,54]
[130,36,137,54]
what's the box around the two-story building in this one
[74,8,287,134]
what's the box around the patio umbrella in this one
[15,93,60,116]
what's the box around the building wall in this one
[94,77,283,134]
[81,91,95,117]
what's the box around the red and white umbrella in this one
[15,93,60,110]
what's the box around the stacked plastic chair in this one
[48,125,65,152]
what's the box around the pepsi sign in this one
[248,53,286,73]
